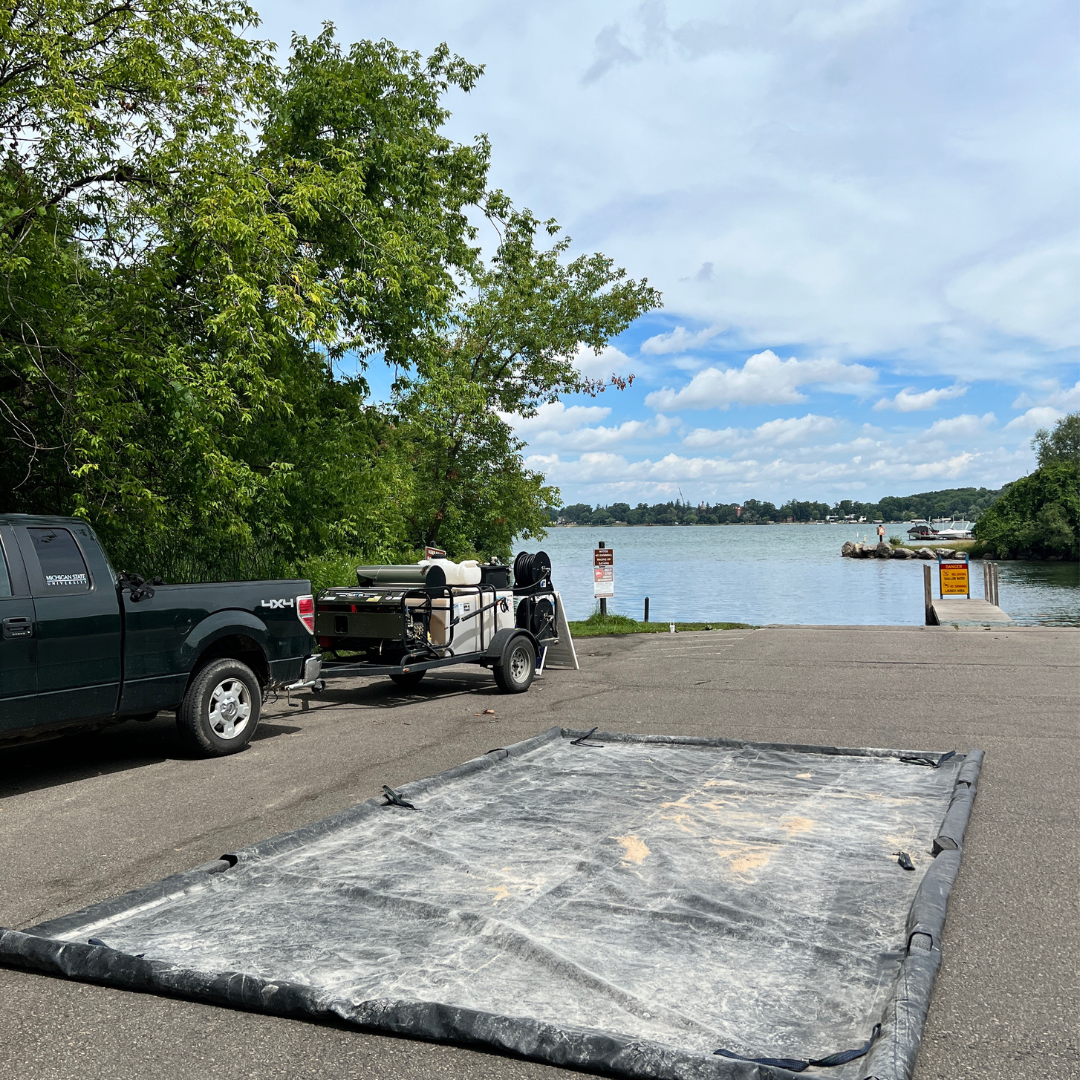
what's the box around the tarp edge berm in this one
[0,728,983,1080]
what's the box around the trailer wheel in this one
[494,637,535,694]
[390,671,426,687]
[177,658,261,757]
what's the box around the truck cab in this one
[0,515,319,755]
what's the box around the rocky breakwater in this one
[841,542,954,560]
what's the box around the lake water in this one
[530,524,1080,626]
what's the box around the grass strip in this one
[568,611,755,637]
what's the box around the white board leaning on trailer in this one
[541,592,579,670]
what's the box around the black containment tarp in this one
[1,729,983,1080]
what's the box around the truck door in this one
[15,523,121,723]
[0,526,37,734]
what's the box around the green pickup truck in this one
[0,514,320,756]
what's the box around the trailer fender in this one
[483,628,539,665]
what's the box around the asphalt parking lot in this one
[1,624,1076,1080]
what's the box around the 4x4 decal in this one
[260,598,295,610]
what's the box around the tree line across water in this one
[555,486,1005,528]
[554,414,1079,562]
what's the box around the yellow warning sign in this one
[939,563,969,597]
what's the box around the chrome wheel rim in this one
[208,678,252,740]
[509,645,531,683]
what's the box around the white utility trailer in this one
[309,551,561,694]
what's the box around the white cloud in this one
[571,343,635,380]
[1004,406,1066,431]
[640,325,724,355]
[873,384,968,412]
[507,401,611,437]
[644,350,877,410]
[682,425,744,449]
[257,1,1079,379]
[945,244,1080,351]
[903,452,977,480]
[924,413,996,439]
[505,399,676,452]
[1011,380,1080,411]
[684,413,838,449]
[753,414,839,445]
[512,412,676,452]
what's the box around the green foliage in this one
[0,6,657,577]
[391,200,658,561]
[1033,412,1080,469]
[568,611,753,637]
[974,459,1079,561]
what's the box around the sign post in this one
[938,552,970,599]
[593,543,614,615]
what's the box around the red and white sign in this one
[593,547,614,598]
[424,546,447,560]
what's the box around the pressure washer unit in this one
[310,552,560,694]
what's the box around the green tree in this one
[392,200,659,559]
[1033,412,1080,467]
[974,415,1080,560]
[4,8,659,576]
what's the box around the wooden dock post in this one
[644,597,650,623]
[983,560,1000,606]
[929,559,1009,625]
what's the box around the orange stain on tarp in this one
[710,840,773,880]
[616,835,651,864]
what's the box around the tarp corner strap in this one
[381,785,417,810]
[714,1024,882,1073]
[899,750,955,768]
[571,726,604,747]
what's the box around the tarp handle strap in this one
[713,1024,881,1072]
[381,785,417,810]
[570,727,604,747]
[899,750,955,768]
[485,748,510,759]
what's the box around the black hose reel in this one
[513,550,551,590]
[513,550,555,641]
[517,596,556,639]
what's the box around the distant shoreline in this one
[549,520,903,527]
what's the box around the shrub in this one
[974,461,1079,560]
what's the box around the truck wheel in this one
[177,658,261,757]
[389,671,426,687]
[494,637,535,694]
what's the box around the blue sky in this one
[260,0,1079,506]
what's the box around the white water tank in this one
[417,558,482,586]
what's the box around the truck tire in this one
[177,658,261,757]
[389,671,425,687]
[493,636,535,694]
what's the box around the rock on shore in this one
[841,542,970,560]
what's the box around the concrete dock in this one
[0,624,1076,1080]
